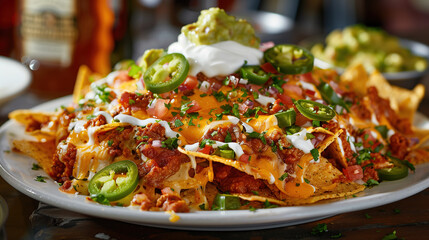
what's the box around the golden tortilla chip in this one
[9,110,55,127]
[9,110,57,139]
[72,65,102,104]
[341,64,425,121]
[12,139,56,176]
[234,194,288,206]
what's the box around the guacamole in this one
[181,7,260,48]
[311,25,427,73]
[138,49,165,72]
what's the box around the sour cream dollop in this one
[167,33,263,77]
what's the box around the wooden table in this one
[1,79,429,239]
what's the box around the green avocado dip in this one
[181,7,260,48]
[311,25,427,73]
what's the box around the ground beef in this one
[138,144,189,187]
[213,163,267,194]
[51,143,77,182]
[118,91,151,113]
[203,125,240,143]
[135,123,167,142]
[389,133,410,159]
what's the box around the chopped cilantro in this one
[251,190,259,195]
[213,91,227,102]
[310,148,319,161]
[128,64,142,78]
[304,178,310,184]
[129,99,136,105]
[306,133,315,140]
[200,139,215,148]
[90,194,110,205]
[252,91,259,99]
[249,206,257,212]
[263,200,278,208]
[35,176,47,183]
[164,103,171,110]
[382,230,400,240]
[364,179,379,187]
[311,223,328,235]
[32,163,41,170]
[86,114,96,120]
[161,137,179,150]
[174,119,184,127]
[375,125,389,139]
[199,203,206,210]
[107,140,114,147]
[225,131,232,143]
[279,172,289,181]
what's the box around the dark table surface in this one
[1,75,429,240]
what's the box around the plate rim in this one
[1,96,429,231]
[0,56,31,105]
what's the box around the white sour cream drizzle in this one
[286,128,314,154]
[337,136,345,156]
[168,33,263,77]
[113,114,180,138]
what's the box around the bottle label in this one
[20,0,77,66]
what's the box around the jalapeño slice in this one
[317,82,350,113]
[295,99,335,121]
[275,108,296,128]
[88,160,139,202]
[213,194,241,210]
[240,66,269,85]
[264,44,314,74]
[143,53,189,94]
[377,158,408,181]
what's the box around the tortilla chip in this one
[267,180,364,205]
[405,147,429,165]
[234,194,288,206]
[72,65,102,104]
[12,139,56,176]
[340,64,369,96]
[341,64,425,121]
[9,110,55,127]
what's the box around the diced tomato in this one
[182,76,199,90]
[248,84,263,93]
[343,165,363,181]
[198,145,212,155]
[294,106,311,126]
[304,89,316,96]
[186,100,201,113]
[298,72,318,84]
[278,94,294,108]
[282,83,303,99]
[260,62,278,74]
[238,154,251,163]
[113,70,133,88]
[147,98,170,119]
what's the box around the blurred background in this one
[0,1,429,239]
[1,0,429,98]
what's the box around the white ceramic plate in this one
[1,96,429,231]
[0,56,31,106]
